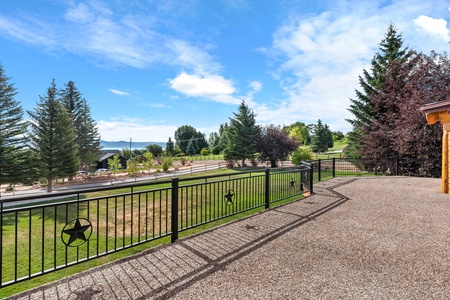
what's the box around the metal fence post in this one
[265,168,270,209]
[171,177,179,243]
[318,159,322,181]
[395,158,399,176]
[309,163,314,194]
[332,158,336,177]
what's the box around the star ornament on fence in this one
[61,218,92,247]
[224,189,235,206]
[290,179,296,189]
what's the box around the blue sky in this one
[1,0,450,142]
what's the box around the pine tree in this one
[186,139,196,156]
[310,120,332,153]
[77,99,101,170]
[224,101,259,166]
[346,23,408,158]
[166,137,174,155]
[28,80,78,192]
[0,64,29,186]
[60,81,101,172]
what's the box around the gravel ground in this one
[8,176,450,299]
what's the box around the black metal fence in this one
[0,166,311,287]
[311,157,441,181]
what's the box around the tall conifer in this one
[224,101,259,166]
[60,81,101,172]
[346,23,408,158]
[28,80,78,192]
[0,64,28,186]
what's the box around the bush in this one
[211,146,221,155]
[291,147,313,165]
[200,148,210,156]
[160,156,174,171]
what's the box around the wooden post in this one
[420,101,450,194]
[442,124,449,193]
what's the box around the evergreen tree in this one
[166,137,174,155]
[310,120,333,153]
[28,80,78,192]
[346,23,408,158]
[215,123,229,154]
[0,64,29,186]
[224,101,259,166]
[60,82,101,171]
[186,139,196,156]
[77,99,101,169]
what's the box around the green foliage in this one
[225,101,259,166]
[310,120,333,153]
[291,147,313,165]
[107,155,122,178]
[186,139,196,156]
[85,150,97,174]
[27,79,78,192]
[146,144,163,157]
[285,122,311,145]
[332,131,345,141]
[121,148,132,160]
[174,125,208,154]
[211,145,221,155]
[166,137,174,156]
[200,148,210,156]
[142,152,154,173]
[0,64,29,186]
[127,159,138,177]
[160,155,174,171]
[60,82,101,171]
[346,23,408,158]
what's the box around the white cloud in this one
[249,81,262,93]
[414,15,449,42]
[109,89,129,96]
[259,0,450,132]
[64,3,97,24]
[168,72,242,105]
[97,118,177,142]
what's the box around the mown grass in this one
[0,167,305,299]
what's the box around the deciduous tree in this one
[257,124,299,167]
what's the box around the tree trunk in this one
[47,178,53,192]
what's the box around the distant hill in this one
[101,140,165,150]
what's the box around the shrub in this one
[160,155,174,172]
[201,148,209,156]
[291,147,313,165]
[211,146,221,155]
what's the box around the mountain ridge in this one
[101,140,165,150]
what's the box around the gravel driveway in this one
[9,176,450,299]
